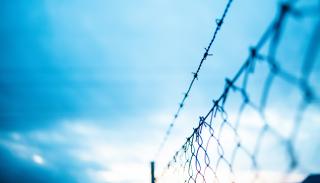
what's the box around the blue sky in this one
[1,0,319,182]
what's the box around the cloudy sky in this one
[0,0,319,182]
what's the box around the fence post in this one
[151,161,155,183]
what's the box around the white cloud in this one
[32,154,45,165]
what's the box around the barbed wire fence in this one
[153,0,320,182]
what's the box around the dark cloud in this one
[0,0,168,130]
[0,146,77,183]
[0,0,79,129]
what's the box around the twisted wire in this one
[155,0,234,159]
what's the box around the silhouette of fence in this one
[154,0,320,182]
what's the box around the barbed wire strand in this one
[154,0,234,159]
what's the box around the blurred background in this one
[0,0,319,182]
